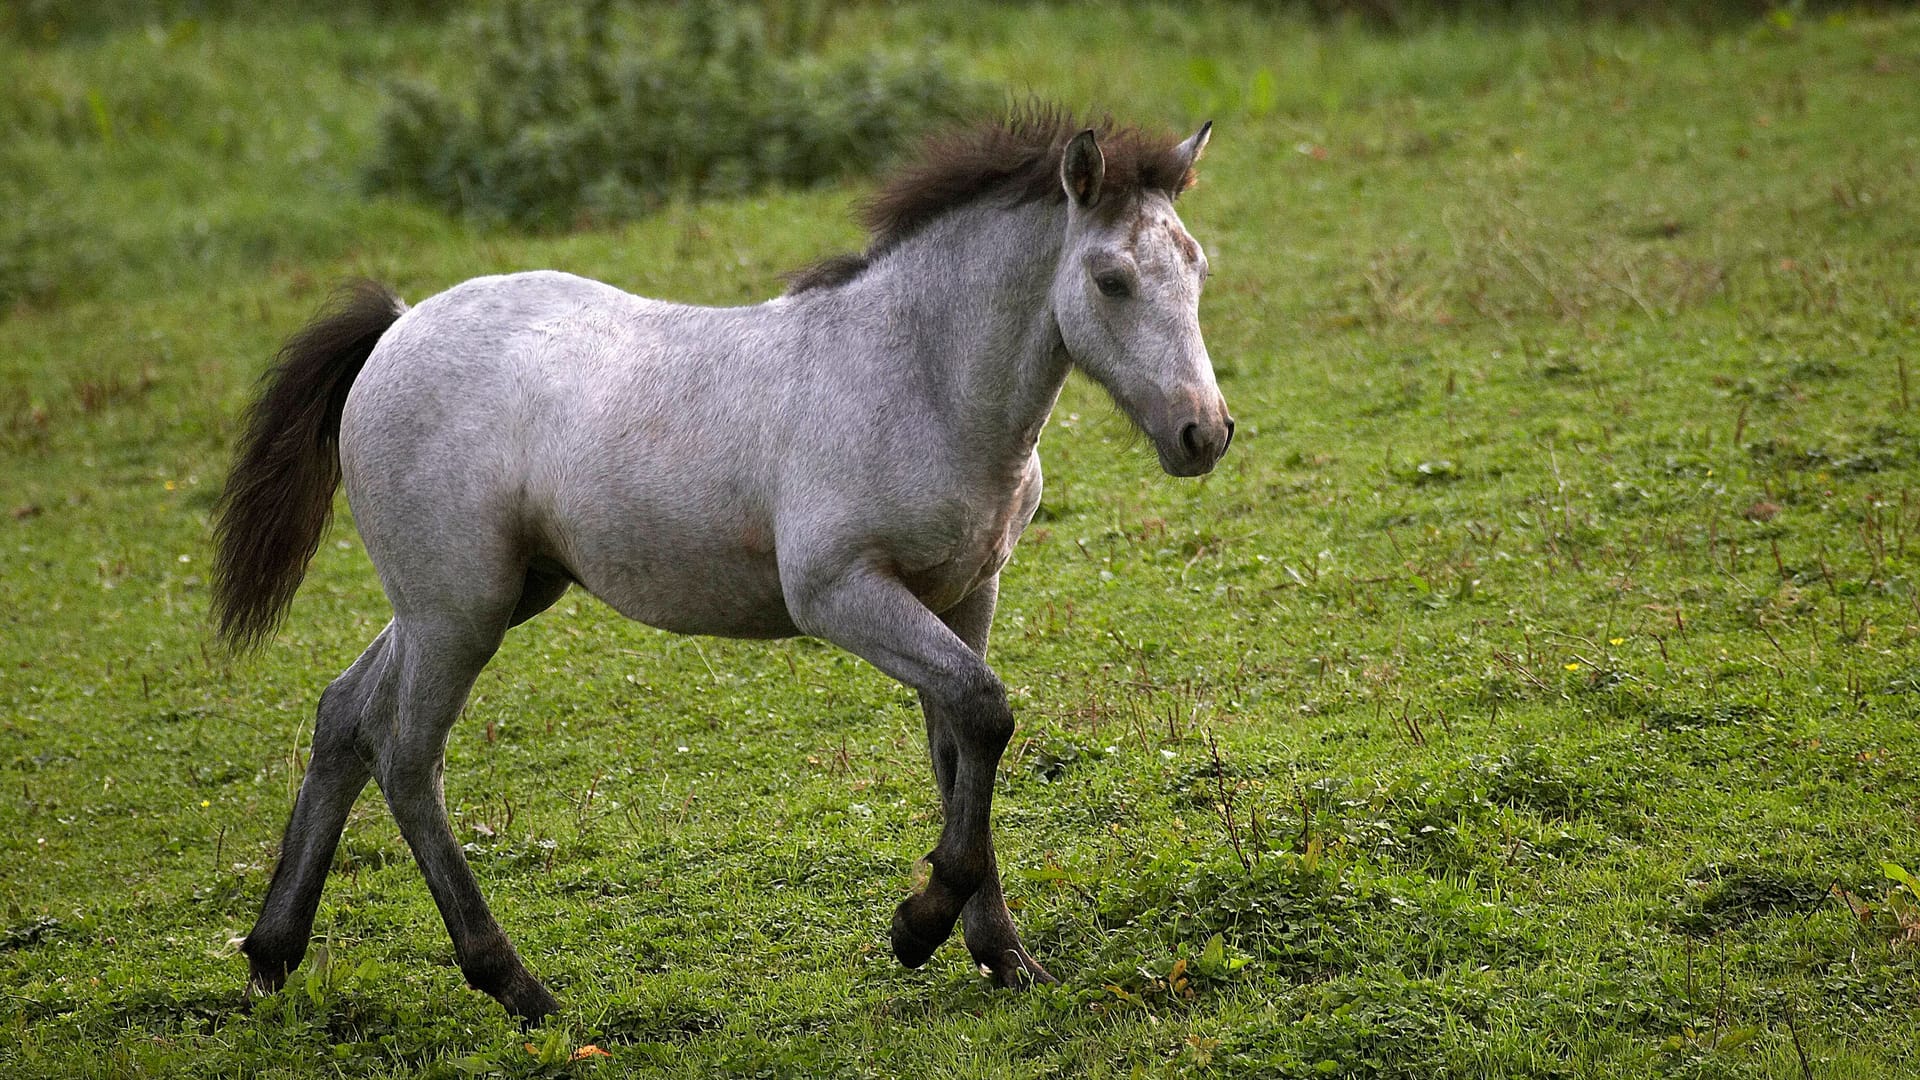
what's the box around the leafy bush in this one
[3,0,454,44]
[366,0,989,228]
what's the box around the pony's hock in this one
[213,105,1230,1020]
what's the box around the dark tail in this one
[211,280,407,651]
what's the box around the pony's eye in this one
[1095,272,1131,299]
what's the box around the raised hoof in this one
[890,896,957,969]
[977,946,1059,990]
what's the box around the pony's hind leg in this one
[373,613,559,1021]
[242,627,390,993]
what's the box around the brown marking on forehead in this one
[1125,205,1148,250]
[1167,221,1201,264]
[1126,211,1202,268]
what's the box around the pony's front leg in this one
[925,578,1057,988]
[787,565,1013,969]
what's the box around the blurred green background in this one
[4,2,1920,1078]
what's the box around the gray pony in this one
[213,105,1232,1020]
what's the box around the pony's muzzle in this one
[1180,416,1235,457]
[1160,410,1233,476]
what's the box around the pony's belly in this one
[577,556,797,639]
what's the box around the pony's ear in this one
[1061,128,1105,209]
[1174,120,1212,174]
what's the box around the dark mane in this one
[784,103,1198,295]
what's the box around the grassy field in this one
[5,4,1920,1077]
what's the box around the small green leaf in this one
[1885,861,1920,891]
[450,1053,501,1077]
[1202,933,1225,970]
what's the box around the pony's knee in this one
[947,674,1014,750]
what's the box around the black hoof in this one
[494,970,561,1024]
[978,947,1059,989]
[240,936,298,996]
[890,897,955,969]
[461,946,560,1022]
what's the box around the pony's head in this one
[1050,123,1232,477]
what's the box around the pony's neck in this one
[865,199,1071,474]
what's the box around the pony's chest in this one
[897,459,1042,612]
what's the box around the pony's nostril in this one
[1179,421,1204,458]
[1223,417,1236,451]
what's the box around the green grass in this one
[5,4,1920,1077]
